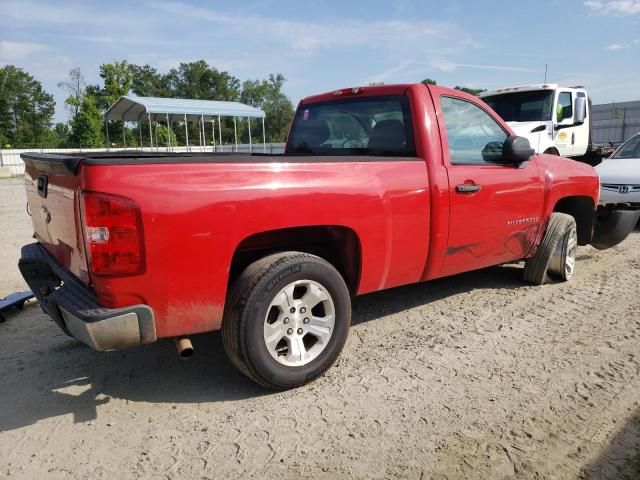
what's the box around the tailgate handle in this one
[37,174,48,199]
[456,183,481,193]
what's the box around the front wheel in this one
[222,252,351,389]
[524,213,577,285]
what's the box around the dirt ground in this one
[1,177,639,479]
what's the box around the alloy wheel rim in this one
[564,228,578,279]
[263,279,335,367]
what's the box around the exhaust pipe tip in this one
[175,337,194,359]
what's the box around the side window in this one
[577,91,587,118]
[557,92,573,121]
[440,96,508,165]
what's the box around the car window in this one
[286,96,415,156]
[440,96,508,165]
[577,92,587,119]
[611,135,640,159]
[483,90,554,122]
[557,92,573,121]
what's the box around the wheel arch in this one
[552,196,596,245]
[228,225,362,294]
[543,147,560,156]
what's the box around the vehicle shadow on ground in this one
[352,263,525,326]
[581,407,640,479]
[0,263,528,432]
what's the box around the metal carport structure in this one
[104,96,267,152]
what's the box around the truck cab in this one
[480,84,590,157]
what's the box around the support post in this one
[248,117,252,153]
[122,121,126,149]
[262,117,266,153]
[218,115,222,152]
[184,114,189,151]
[201,115,206,151]
[233,116,238,152]
[138,119,143,150]
[147,113,153,148]
[154,121,159,152]
[211,120,216,152]
[166,113,171,149]
[104,118,110,150]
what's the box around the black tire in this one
[524,213,577,285]
[222,252,351,389]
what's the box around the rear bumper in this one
[591,208,640,250]
[18,243,156,351]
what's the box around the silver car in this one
[596,133,640,207]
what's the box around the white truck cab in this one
[480,84,590,157]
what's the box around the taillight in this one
[80,191,145,276]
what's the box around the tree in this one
[58,67,85,120]
[166,60,241,101]
[40,122,70,148]
[100,61,133,105]
[0,65,55,148]
[70,96,104,148]
[240,74,294,142]
[421,78,437,86]
[130,64,172,97]
[454,86,486,96]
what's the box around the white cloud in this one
[607,43,629,50]
[0,41,49,63]
[151,2,474,54]
[584,0,640,14]
[431,61,534,73]
[1,0,138,27]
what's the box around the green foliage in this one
[0,65,55,148]
[100,60,134,105]
[420,78,485,96]
[70,96,104,148]
[154,124,177,147]
[454,86,486,96]
[130,64,172,97]
[240,74,295,142]
[2,60,295,148]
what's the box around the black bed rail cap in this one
[20,152,84,176]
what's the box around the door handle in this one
[456,184,481,193]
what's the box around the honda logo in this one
[618,185,630,194]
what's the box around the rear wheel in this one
[524,213,577,285]
[222,252,351,389]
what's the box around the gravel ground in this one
[1,177,639,479]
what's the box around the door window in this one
[440,96,508,165]
[557,92,573,122]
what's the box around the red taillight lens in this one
[80,191,145,276]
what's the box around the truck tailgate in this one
[23,154,90,284]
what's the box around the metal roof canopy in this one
[103,96,266,152]
[105,96,265,122]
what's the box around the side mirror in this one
[502,135,534,164]
[574,97,586,124]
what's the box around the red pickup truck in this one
[19,84,639,389]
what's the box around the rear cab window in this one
[286,95,416,156]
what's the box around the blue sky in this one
[1,0,639,122]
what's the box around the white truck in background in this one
[480,84,591,158]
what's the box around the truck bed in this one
[21,150,431,338]
[21,151,411,176]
